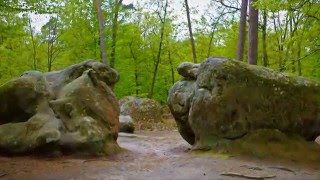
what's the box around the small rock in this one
[119,115,135,133]
[316,136,320,145]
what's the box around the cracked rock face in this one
[168,57,320,149]
[0,60,120,155]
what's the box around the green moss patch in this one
[193,129,320,166]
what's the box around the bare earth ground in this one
[0,130,319,180]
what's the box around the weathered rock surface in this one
[316,136,320,145]
[168,57,320,149]
[0,60,120,155]
[119,115,135,133]
[177,62,199,80]
[168,81,196,145]
[119,96,162,122]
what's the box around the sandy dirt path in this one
[0,130,319,180]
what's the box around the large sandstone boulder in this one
[168,57,320,149]
[119,96,162,122]
[0,60,120,155]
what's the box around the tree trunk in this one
[129,41,139,95]
[262,9,268,67]
[236,0,248,61]
[296,23,307,76]
[272,13,282,70]
[94,0,108,65]
[47,41,51,72]
[248,0,258,65]
[287,17,295,73]
[297,37,302,76]
[110,0,123,68]
[280,14,289,71]
[168,50,175,85]
[207,31,214,58]
[148,0,168,98]
[28,18,37,70]
[207,22,219,58]
[185,0,197,63]
[297,49,302,76]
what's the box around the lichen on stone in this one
[168,57,320,150]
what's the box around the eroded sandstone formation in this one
[0,60,120,155]
[168,57,320,149]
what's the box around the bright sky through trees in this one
[30,0,210,33]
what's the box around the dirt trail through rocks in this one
[0,131,319,180]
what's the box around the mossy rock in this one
[0,60,120,155]
[169,57,320,150]
[119,96,163,123]
[193,129,320,166]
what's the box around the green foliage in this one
[0,0,319,103]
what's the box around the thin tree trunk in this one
[279,13,289,71]
[281,15,290,71]
[49,42,54,72]
[129,41,139,95]
[207,12,228,57]
[47,41,51,72]
[207,31,215,58]
[94,36,97,58]
[110,0,123,68]
[148,0,168,99]
[248,0,258,65]
[134,65,139,95]
[297,46,302,76]
[94,0,108,64]
[237,0,248,61]
[262,9,268,67]
[272,12,284,71]
[296,24,306,76]
[168,50,175,85]
[185,0,197,63]
[28,18,37,70]
[207,22,219,58]
[287,17,294,73]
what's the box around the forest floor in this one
[0,130,319,180]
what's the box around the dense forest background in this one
[0,0,319,103]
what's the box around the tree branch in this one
[305,13,320,21]
[216,0,240,11]
[296,49,320,62]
